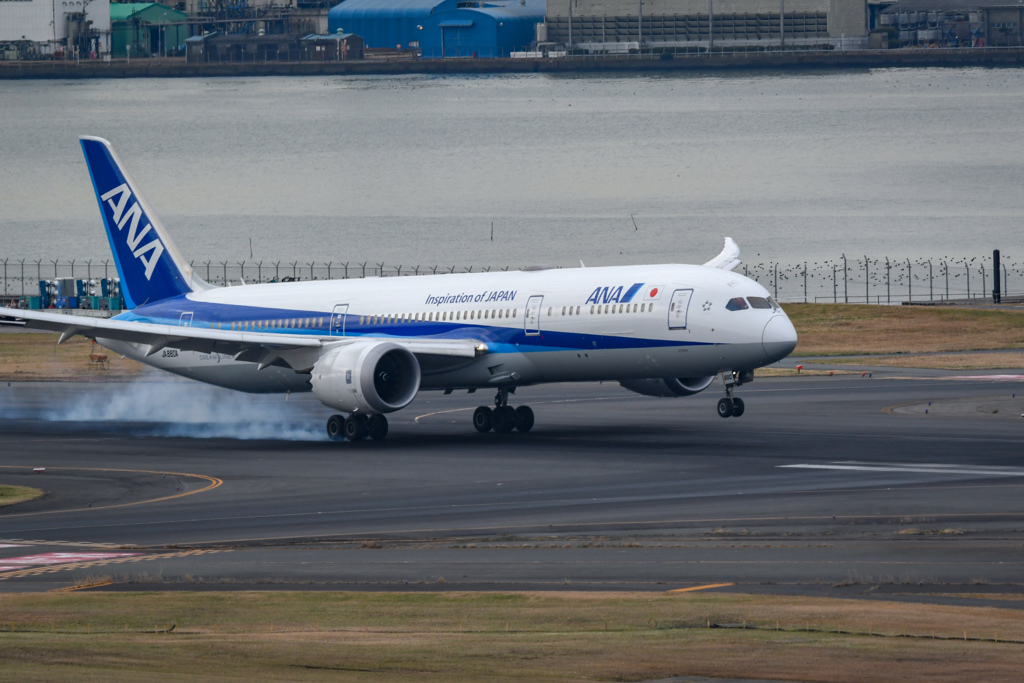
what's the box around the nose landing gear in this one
[717,370,751,418]
[473,388,534,434]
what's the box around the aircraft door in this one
[667,289,693,330]
[330,304,349,336]
[524,295,543,336]
[179,312,193,327]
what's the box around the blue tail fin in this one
[80,136,210,309]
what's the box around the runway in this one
[1,369,1023,600]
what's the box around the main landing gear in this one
[717,370,752,419]
[326,413,389,442]
[473,388,534,434]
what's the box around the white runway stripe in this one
[778,461,1024,477]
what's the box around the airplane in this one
[0,136,798,442]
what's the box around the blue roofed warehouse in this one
[327,0,545,57]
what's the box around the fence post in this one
[773,262,778,299]
[842,253,848,303]
[980,262,986,301]
[221,261,228,286]
[832,263,837,303]
[308,262,315,280]
[51,259,59,278]
[274,261,280,282]
[943,261,949,299]
[238,261,245,284]
[928,259,933,301]
[360,262,367,278]
[377,262,385,277]
[906,258,911,302]
[257,261,263,283]
[19,259,25,296]
[1,259,6,297]
[325,262,331,280]
[69,259,75,280]
[864,255,869,304]
[803,262,808,303]
[291,262,297,280]
[885,257,891,304]
[965,261,970,299]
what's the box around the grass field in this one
[0,332,143,381]
[0,485,43,507]
[2,591,1023,682]
[786,304,1024,357]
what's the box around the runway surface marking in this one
[949,375,1024,381]
[0,544,24,548]
[668,583,735,593]
[779,462,1024,477]
[0,548,231,582]
[0,466,222,517]
[0,552,139,574]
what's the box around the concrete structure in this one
[0,0,110,59]
[110,3,187,58]
[543,0,868,50]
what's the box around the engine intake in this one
[311,341,421,414]
[619,376,716,398]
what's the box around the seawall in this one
[2,48,1023,79]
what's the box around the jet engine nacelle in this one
[619,375,717,398]
[311,341,421,414]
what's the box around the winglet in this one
[80,136,212,309]
[703,237,742,271]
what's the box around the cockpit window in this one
[766,296,781,310]
[747,296,772,309]
[725,297,749,311]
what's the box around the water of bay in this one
[1,68,1022,273]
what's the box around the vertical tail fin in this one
[80,136,211,308]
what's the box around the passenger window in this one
[590,305,594,314]
[564,307,568,316]
[726,297,749,311]
[512,309,516,318]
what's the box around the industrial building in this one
[543,0,869,50]
[875,0,1022,47]
[110,3,188,58]
[0,0,110,59]
[185,31,364,61]
[327,0,546,57]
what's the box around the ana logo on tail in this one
[99,183,165,281]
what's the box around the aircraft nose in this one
[762,314,798,363]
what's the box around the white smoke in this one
[30,376,329,441]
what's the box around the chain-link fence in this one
[2,254,1020,307]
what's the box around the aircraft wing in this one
[703,237,742,272]
[0,308,483,372]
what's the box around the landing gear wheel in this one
[344,414,369,441]
[730,397,745,417]
[326,414,345,441]
[717,398,734,418]
[514,405,534,432]
[492,405,516,433]
[473,406,493,433]
[368,414,389,440]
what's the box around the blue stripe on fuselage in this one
[120,296,709,353]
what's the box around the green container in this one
[28,296,42,309]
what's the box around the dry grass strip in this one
[785,304,1024,356]
[0,332,143,381]
[1,591,1023,682]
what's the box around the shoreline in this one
[2,47,1023,79]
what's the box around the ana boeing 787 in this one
[1,137,798,441]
